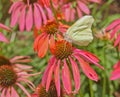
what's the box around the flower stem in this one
[116,47,119,59]
[102,42,107,97]
[89,79,94,97]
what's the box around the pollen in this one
[0,65,17,87]
[41,20,58,35]
[53,40,73,60]
[23,0,37,4]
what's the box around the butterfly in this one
[64,15,94,46]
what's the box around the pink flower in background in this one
[106,18,120,49]
[9,0,54,32]
[110,61,120,80]
[60,0,101,22]
[0,23,11,43]
[0,65,36,97]
[0,55,33,72]
[34,20,69,58]
[42,39,104,96]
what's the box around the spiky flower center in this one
[37,81,58,97]
[0,65,17,87]
[41,21,58,35]
[53,40,73,60]
[23,0,37,4]
[0,56,11,66]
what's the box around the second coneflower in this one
[42,38,104,97]
[34,20,68,58]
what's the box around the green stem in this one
[89,79,94,97]
[79,90,84,97]
[102,42,107,97]
[116,47,120,59]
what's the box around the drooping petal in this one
[6,88,11,97]
[70,8,75,21]
[76,7,82,18]
[113,61,120,69]
[0,23,11,32]
[36,3,47,24]
[110,66,120,80]
[46,60,56,92]
[42,56,56,85]
[106,19,120,31]
[26,5,33,31]
[45,6,53,19]
[49,35,55,53]
[110,24,120,39]
[114,34,120,47]
[19,6,26,32]
[34,3,42,29]
[75,55,98,81]
[0,32,9,43]
[10,4,24,27]
[77,1,90,14]
[1,88,6,97]
[38,35,49,58]
[69,57,80,93]
[34,33,45,51]
[74,50,104,69]
[9,2,23,13]
[11,87,19,97]
[62,59,72,94]
[54,60,61,97]
[64,5,71,22]
[16,83,31,97]
[89,0,101,3]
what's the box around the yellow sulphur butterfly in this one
[64,15,94,46]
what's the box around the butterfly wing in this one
[64,15,94,46]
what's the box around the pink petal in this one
[0,23,11,32]
[70,8,75,21]
[1,88,6,97]
[64,5,71,22]
[113,61,120,69]
[110,24,120,39]
[10,4,24,27]
[45,6,53,19]
[6,88,11,97]
[42,56,56,86]
[76,7,82,18]
[62,59,72,94]
[106,19,120,31]
[89,0,101,3]
[19,6,26,32]
[54,60,61,97]
[114,34,120,47]
[75,55,98,81]
[9,2,23,13]
[69,57,80,93]
[74,50,104,69]
[0,32,9,43]
[16,83,31,97]
[26,5,33,31]
[77,1,90,14]
[46,60,56,92]
[110,66,120,80]
[34,3,42,29]
[11,87,19,97]
[36,3,47,24]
